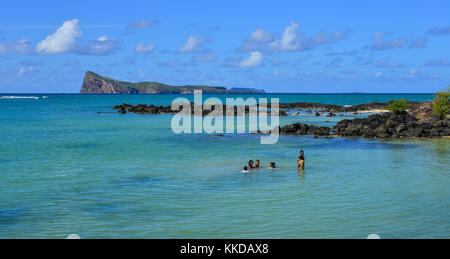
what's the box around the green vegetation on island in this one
[433,86,449,119]
[80,71,265,94]
[387,99,409,114]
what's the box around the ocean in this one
[0,93,448,238]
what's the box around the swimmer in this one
[242,166,249,173]
[248,160,254,169]
[268,162,276,169]
[255,160,261,168]
[298,150,305,170]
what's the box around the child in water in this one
[242,166,249,173]
[269,162,276,169]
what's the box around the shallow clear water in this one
[0,94,448,239]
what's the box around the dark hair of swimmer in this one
[248,160,254,168]
[255,160,260,168]
[244,166,248,171]
[269,162,276,168]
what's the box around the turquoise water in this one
[0,94,449,239]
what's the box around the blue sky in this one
[0,0,449,93]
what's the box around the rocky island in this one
[80,71,265,94]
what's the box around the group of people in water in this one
[242,150,305,173]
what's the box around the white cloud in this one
[249,28,273,42]
[238,22,347,52]
[237,28,274,52]
[0,39,31,54]
[239,51,263,67]
[178,36,206,53]
[375,72,383,78]
[77,36,118,55]
[35,19,118,55]
[270,22,301,51]
[17,66,33,76]
[36,19,82,54]
[134,43,155,54]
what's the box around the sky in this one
[0,0,449,93]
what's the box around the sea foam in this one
[0,96,40,100]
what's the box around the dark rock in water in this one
[315,112,321,117]
[113,102,283,117]
[277,123,331,136]
[333,112,449,138]
[280,110,289,116]
[326,112,336,117]
[118,106,127,114]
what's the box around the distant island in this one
[80,71,265,94]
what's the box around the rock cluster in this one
[113,103,288,116]
[279,123,331,136]
[332,112,449,138]
[113,103,174,114]
[410,101,434,120]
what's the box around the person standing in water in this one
[298,150,305,170]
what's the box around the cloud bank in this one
[238,22,347,53]
[371,32,427,50]
[35,19,118,55]
[0,39,31,54]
